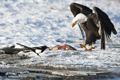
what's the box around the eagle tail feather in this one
[101,28,105,49]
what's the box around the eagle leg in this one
[80,43,86,48]
[85,45,96,51]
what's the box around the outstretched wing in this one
[70,3,92,41]
[70,2,92,17]
[93,7,117,49]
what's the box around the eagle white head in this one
[72,13,87,27]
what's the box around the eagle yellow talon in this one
[85,45,97,51]
[80,43,86,48]
[85,48,92,51]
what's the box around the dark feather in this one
[70,2,92,17]
[93,7,117,49]
[17,43,35,52]
[17,43,48,54]
[78,24,85,41]
[93,7,117,36]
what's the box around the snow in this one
[0,0,120,74]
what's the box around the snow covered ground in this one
[0,0,120,75]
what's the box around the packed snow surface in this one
[0,0,120,73]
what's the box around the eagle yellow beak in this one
[72,22,75,27]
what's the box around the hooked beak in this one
[72,22,75,27]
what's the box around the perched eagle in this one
[70,2,117,51]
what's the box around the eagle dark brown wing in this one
[70,2,92,17]
[93,7,117,49]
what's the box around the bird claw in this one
[80,44,84,48]
[80,44,86,48]
[85,48,92,51]
[85,46,97,51]
[80,43,97,51]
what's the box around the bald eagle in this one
[70,2,117,51]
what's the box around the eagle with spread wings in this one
[70,2,117,51]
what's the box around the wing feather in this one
[70,2,92,17]
[78,24,85,41]
[93,7,117,36]
[93,7,117,49]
